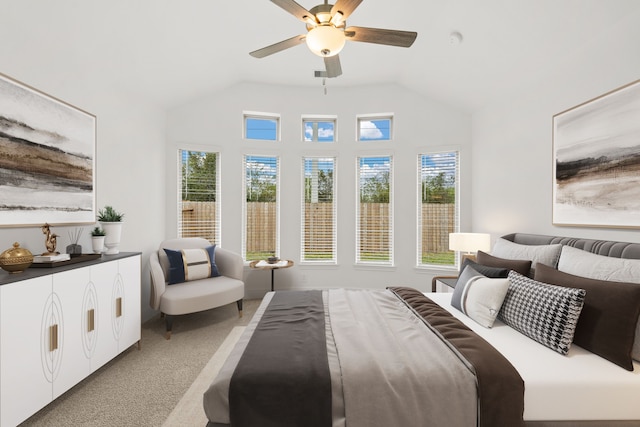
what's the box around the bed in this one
[204,233,640,427]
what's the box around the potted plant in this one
[97,206,124,254]
[90,226,106,254]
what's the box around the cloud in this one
[305,123,334,140]
[246,157,277,180]
[359,121,384,139]
[359,157,390,179]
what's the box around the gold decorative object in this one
[0,242,34,273]
[41,223,59,255]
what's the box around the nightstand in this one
[431,276,457,292]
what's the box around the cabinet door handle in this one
[88,308,95,332]
[115,297,122,318]
[50,324,59,351]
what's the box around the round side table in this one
[249,259,294,291]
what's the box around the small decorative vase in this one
[100,221,123,254]
[66,244,83,257]
[91,236,105,254]
[0,242,34,273]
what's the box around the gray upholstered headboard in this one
[501,233,640,260]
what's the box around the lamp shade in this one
[448,233,491,254]
[306,25,345,57]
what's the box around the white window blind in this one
[243,155,279,261]
[417,151,459,267]
[356,155,393,264]
[178,150,220,245]
[301,157,337,263]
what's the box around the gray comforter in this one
[204,288,524,427]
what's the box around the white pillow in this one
[451,266,510,328]
[557,245,640,284]
[491,238,562,268]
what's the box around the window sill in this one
[298,262,340,269]
[353,263,396,271]
[414,265,458,274]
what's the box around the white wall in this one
[167,82,472,297]
[5,4,636,321]
[471,8,640,245]
[0,69,166,322]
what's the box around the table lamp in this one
[449,232,491,263]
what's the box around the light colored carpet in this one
[20,300,259,427]
[162,326,244,427]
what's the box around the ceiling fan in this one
[250,0,418,78]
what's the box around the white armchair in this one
[149,238,244,339]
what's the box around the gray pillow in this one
[460,258,509,278]
[558,245,640,283]
[491,238,563,274]
[451,266,510,328]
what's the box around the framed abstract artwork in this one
[0,73,96,226]
[553,79,640,228]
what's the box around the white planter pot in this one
[91,236,105,254]
[100,222,123,254]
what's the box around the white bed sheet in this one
[428,292,640,421]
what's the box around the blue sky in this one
[304,158,334,176]
[245,117,391,141]
[359,119,390,141]
[246,117,277,140]
[421,152,456,179]
[304,121,334,142]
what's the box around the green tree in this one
[360,171,389,203]
[422,172,454,203]
[246,162,277,202]
[182,152,217,201]
[305,169,334,202]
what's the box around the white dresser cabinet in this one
[0,275,53,427]
[0,253,141,427]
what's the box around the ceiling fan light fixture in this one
[306,25,345,57]
[302,15,318,26]
[329,11,344,27]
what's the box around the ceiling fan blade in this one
[270,0,317,24]
[324,55,342,78]
[330,0,363,20]
[345,26,418,47]
[249,35,306,58]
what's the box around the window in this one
[178,150,220,244]
[357,114,393,141]
[301,157,337,263]
[356,155,393,264]
[243,155,279,261]
[303,116,336,142]
[417,151,459,267]
[244,112,280,141]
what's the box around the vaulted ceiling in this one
[2,0,639,112]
